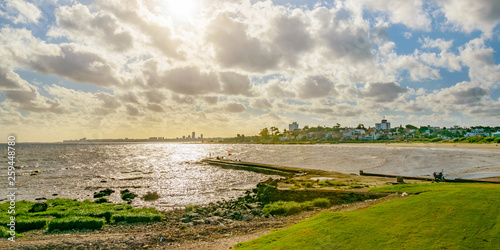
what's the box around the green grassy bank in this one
[0,199,162,237]
[235,183,500,249]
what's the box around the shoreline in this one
[6,159,499,248]
[340,142,500,149]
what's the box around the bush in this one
[318,180,345,187]
[120,189,137,201]
[47,217,105,232]
[143,191,159,201]
[263,201,311,216]
[93,189,115,199]
[483,137,495,143]
[0,226,10,238]
[15,217,48,232]
[495,137,500,143]
[94,197,108,203]
[304,182,314,188]
[311,198,331,208]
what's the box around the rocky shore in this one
[8,167,414,249]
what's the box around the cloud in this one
[48,4,133,52]
[224,102,246,113]
[96,92,121,109]
[360,82,407,102]
[4,85,66,114]
[0,66,30,90]
[314,7,374,63]
[251,98,273,109]
[423,81,490,106]
[219,72,254,96]
[159,67,220,95]
[361,0,431,30]
[269,12,313,65]
[25,44,122,87]
[459,38,500,87]
[296,75,338,99]
[97,0,183,58]
[0,0,42,24]
[266,79,296,98]
[206,13,279,72]
[437,0,500,37]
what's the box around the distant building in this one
[375,118,391,131]
[289,122,299,131]
[493,132,500,137]
[465,129,490,137]
[200,134,203,139]
[192,132,195,139]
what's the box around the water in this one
[0,143,498,210]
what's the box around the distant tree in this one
[270,127,280,136]
[259,128,270,139]
[406,124,418,130]
[356,124,366,130]
[303,125,310,131]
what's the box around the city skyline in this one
[1,0,500,142]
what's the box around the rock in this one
[192,219,205,225]
[204,216,223,225]
[242,214,253,221]
[251,208,262,216]
[180,218,191,223]
[28,202,48,212]
[185,212,201,219]
[245,203,260,210]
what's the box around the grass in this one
[0,198,163,236]
[47,216,105,232]
[235,183,500,249]
[262,198,331,216]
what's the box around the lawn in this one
[0,198,162,236]
[235,183,500,249]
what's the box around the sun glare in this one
[164,0,198,21]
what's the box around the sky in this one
[0,0,500,142]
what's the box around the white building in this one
[375,118,391,131]
[289,122,299,131]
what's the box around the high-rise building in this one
[289,122,299,131]
[375,117,391,130]
[192,132,195,139]
[200,134,203,139]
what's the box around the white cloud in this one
[48,4,134,52]
[360,82,407,103]
[437,0,500,37]
[0,0,42,24]
[360,0,431,31]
